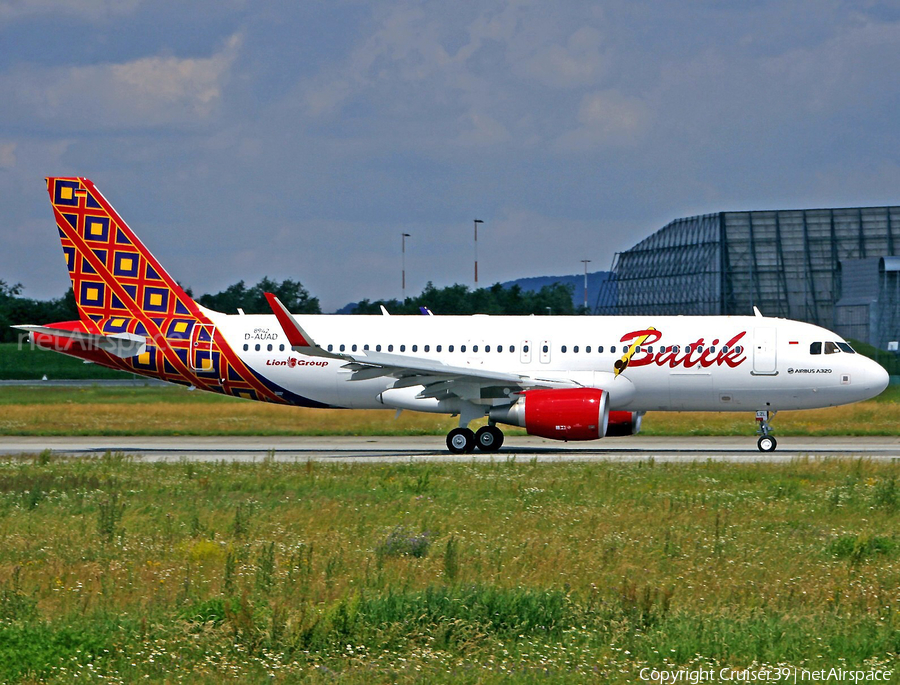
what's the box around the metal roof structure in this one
[596,207,900,348]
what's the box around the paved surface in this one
[1,435,898,462]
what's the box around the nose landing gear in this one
[756,410,777,452]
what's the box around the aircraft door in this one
[752,327,777,375]
[520,339,532,364]
[539,339,551,364]
[190,324,216,372]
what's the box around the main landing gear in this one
[756,410,777,452]
[446,425,504,454]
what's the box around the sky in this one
[2,0,900,312]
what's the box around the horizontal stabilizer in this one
[14,325,147,358]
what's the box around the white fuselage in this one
[207,312,889,413]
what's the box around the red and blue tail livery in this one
[15,178,890,453]
[28,177,318,405]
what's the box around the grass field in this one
[0,343,133,381]
[0,455,897,682]
[1,384,899,437]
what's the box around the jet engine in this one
[605,410,644,436]
[488,388,609,441]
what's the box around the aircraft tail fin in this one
[45,177,201,331]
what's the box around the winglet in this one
[264,293,342,359]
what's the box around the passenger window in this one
[267,344,273,351]
[279,344,285,351]
[634,346,640,353]
[837,342,855,354]
[376,344,382,352]
[461,345,467,353]
[610,346,616,353]
[388,344,394,352]
[573,345,579,353]
[400,345,406,352]
[510,345,515,353]
[708,347,715,353]
[825,341,840,354]
[412,345,417,352]
[523,345,529,353]
[352,344,357,352]
[327,344,333,352]
[255,344,260,351]
[623,346,630,354]
[645,346,652,353]
[685,346,692,354]
[449,345,455,352]
[598,346,604,353]
[340,344,346,352]
[436,345,441,352]
[542,344,549,353]
[497,345,502,353]
[424,345,430,352]
[485,345,490,353]
[243,344,248,351]
[586,346,591,353]
[363,344,369,350]
[735,346,742,354]
[721,346,728,354]
[561,345,567,353]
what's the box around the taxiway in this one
[1,435,898,463]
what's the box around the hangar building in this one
[595,207,900,349]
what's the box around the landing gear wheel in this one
[447,427,476,454]
[757,435,777,452]
[475,425,504,452]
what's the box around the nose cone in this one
[863,358,890,399]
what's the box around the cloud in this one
[0,33,242,130]
[0,0,142,23]
[455,110,511,147]
[0,141,15,168]
[554,90,651,151]
[517,26,608,88]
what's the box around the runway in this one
[1,435,899,462]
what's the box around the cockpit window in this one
[810,342,822,355]
[837,342,855,354]
[824,341,840,354]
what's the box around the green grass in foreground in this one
[0,456,897,683]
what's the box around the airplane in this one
[14,177,890,453]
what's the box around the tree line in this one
[0,277,582,343]
[353,281,582,316]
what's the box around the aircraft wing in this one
[265,294,577,403]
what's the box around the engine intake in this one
[489,388,609,441]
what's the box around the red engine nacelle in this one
[489,388,610,441]
[605,410,644,436]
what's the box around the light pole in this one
[473,219,484,285]
[581,259,591,311]
[402,233,411,301]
